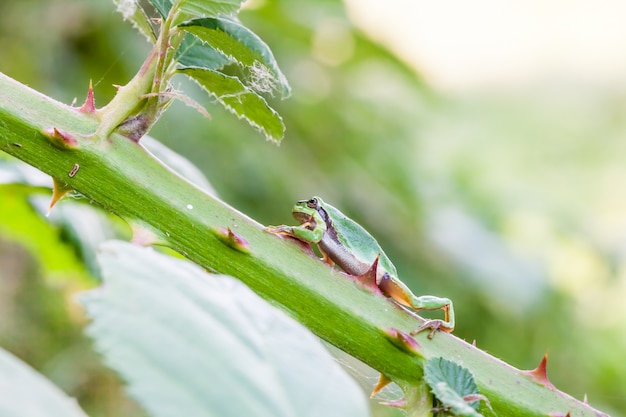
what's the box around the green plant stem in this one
[0,73,608,417]
[95,48,158,140]
[95,10,185,142]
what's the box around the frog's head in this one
[292,196,324,224]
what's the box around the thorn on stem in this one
[370,373,392,398]
[522,353,554,389]
[354,255,383,295]
[384,328,421,354]
[130,222,165,246]
[215,227,250,254]
[48,179,73,215]
[42,127,79,149]
[77,80,96,113]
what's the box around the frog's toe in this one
[410,319,449,340]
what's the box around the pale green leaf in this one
[80,241,368,417]
[179,67,285,142]
[178,0,245,18]
[424,357,484,417]
[113,0,157,42]
[0,348,89,417]
[0,156,51,187]
[142,135,217,195]
[179,18,291,97]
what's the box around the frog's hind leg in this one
[378,274,455,339]
[319,249,336,267]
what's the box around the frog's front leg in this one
[264,223,324,244]
[378,274,455,339]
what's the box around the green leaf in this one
[0,184,89,282]
[178,0,245,18]
[179,67,285,142]
[113,0,157,42]
[148,0,173,19]
[80,241,369,417]
[179,17,291,97]
[424,357,484,417]
[0,348,89,417]
[175,33,232,70]
[0,158,117,280]
[40,200,119,279]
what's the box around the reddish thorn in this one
[354,255,383,295]
[379,397,407,409]
[42,127,79,148]
[216,227,250,254]
[370,373,392,398]
[113,84,122,90]
[77,80,96,113]
[522,353,554,389]
[548,413,571,417]
[472,339,477,347]
[384,328,421,354]
[130,223,165,246]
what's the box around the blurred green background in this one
[1,0,625,415]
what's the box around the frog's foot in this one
[321,251,336,267]
[410,319,451,340]
[264,225,293,236]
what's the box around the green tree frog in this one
[265,196,455,338]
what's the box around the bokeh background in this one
[1,0,625,415]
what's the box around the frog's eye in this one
[306,198,317,208]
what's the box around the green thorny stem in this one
[94,3,184,142]
[0,70,612,417]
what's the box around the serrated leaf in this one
[179,0,245,18]
[80,241,369,417]
[179,67,285,142]
[179,18,290,97]
[148,0,173,19]
[0,348,89,417]
[424,357,483,417]
[175,33,232,70]
[113,0,157,42]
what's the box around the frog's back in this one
[322,202,398,277]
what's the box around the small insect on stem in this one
[68,163,80,178]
